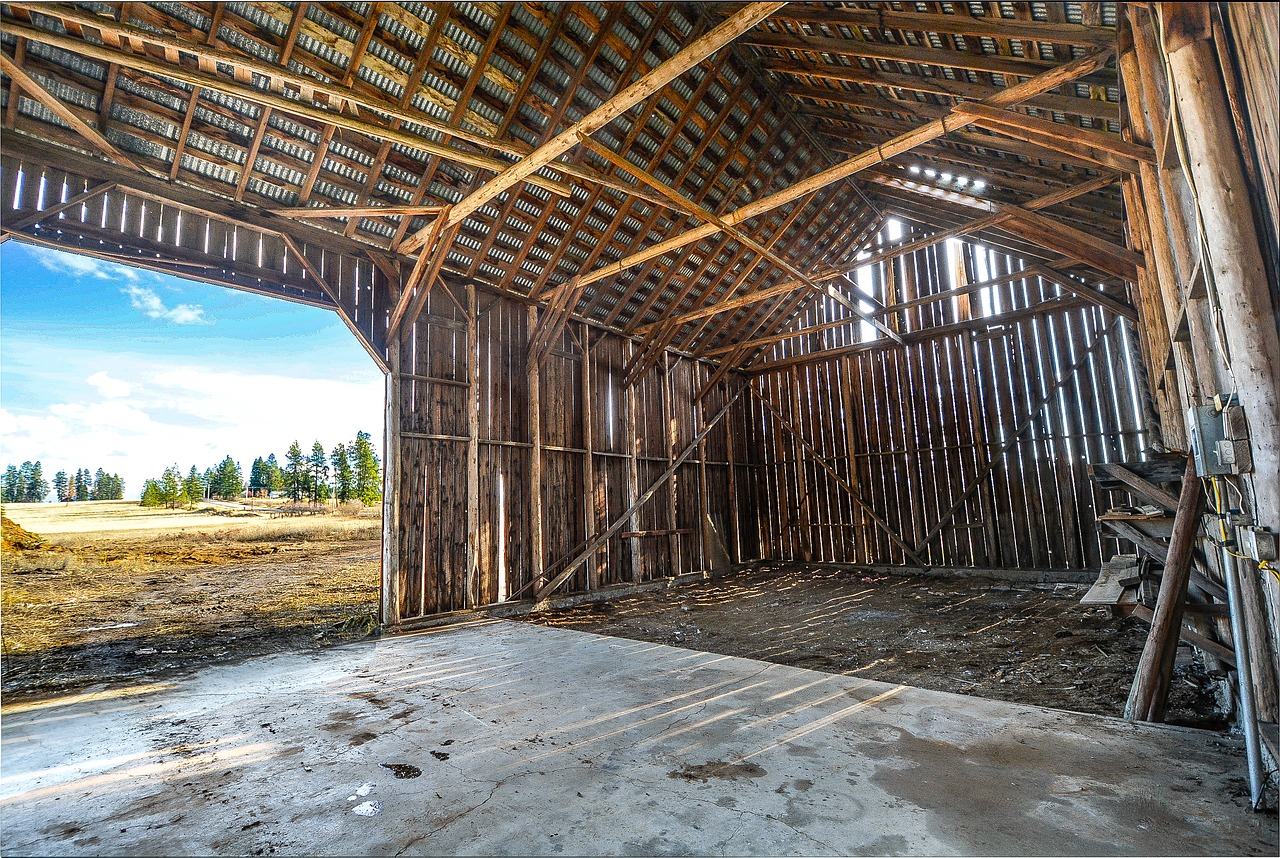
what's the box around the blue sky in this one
[1,241,385,499]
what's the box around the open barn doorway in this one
[0,239,387,694]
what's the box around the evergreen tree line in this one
[2,462,124,503]
[248,431,381,506]
[140,456,244,509]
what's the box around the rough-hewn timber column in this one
[1161,4,1280,667]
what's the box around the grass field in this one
[1,500,381,695]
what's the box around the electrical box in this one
[1238,527,1278,562]
[1187,405,1231,476]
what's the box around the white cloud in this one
[122,284,208,325]
[87,371,132,399]
[0,362,384,499]
[28,246,137,281]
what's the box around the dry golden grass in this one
[1,502,381,692]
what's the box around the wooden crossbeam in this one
[953,103,1156,168]
[750,382,927,565]
[528,277,587,366]
[0,52,147,174]
[1000,207,1142,281]
[764,7,1116,47]
[0,18,572,200]
[550,48,1115,317]
[6,181,116,231]
[385,209,455,342]
[271,205,447,220]
[417,1,786,240]
[533,384,747,602]
[743,29,1117,84]
[573,133,903,345]
[1093,463,1182,511]
[765,59,1120,121]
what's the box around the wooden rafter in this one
[0,52,147,174]
[551,47,1116,318]
[411,1,787,241]
[577,132,902,345]
[744,28,1117,85]
[763,7,1115,47]
[0,17,572,200]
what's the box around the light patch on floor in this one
[1,621,1275,856]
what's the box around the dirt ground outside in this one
[1,500,381,695]
[3,502,1224,730]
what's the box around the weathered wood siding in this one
[750,236,1147,571]
[388,287,761,625]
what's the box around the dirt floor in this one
[1,501,380,695]
[2,503,1225,729]
[521,562,1229,729]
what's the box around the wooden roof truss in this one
[1,1,1136,372]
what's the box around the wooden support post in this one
[1126,455,1205,722]
[381,329,403,627]
[663,354,681,575]
[725,390,741,563]
[528,306,545,592]
[696,363,712,573]
[1161,4,1280,669]
[580,325,598,590]
[625,340,642,584]
[465,283,480,609]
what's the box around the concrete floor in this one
[2,621,1275,856]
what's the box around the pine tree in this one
[98,473,124,500]
[284,442,308,502]
[140,479,164,507]
[53,470,70,502]
[160,465,186,508]
[212,456,243,499]
[265,453,284,496]
[3,465,21,503]
[308,442,330,503]
[90,468,107,500]
[248,457,268,496]
[74,468,90,502]
[350,431,381,506]
[184,466,205,502]
[331,443,353,503]
[24,462,49,503]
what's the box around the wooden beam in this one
[0,18,572,199]
[573,133,902,344]
[765,58,1120,121]
[765,7,1116,47]
[554,48,1115,306]
[953,102,1155,165]
[743,29,1116,84]
[385,209,455,342]
[415,1,787,240]
[533,383,747,602]
[271,205,447,220]
[6,180,116,231]
[0,52,147,174]
[1126,456,1205,722]
[278,233,388,373]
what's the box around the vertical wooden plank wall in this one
[751,230,1147,571]
[389,288,760,626]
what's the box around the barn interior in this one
[2,1,1279,854]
